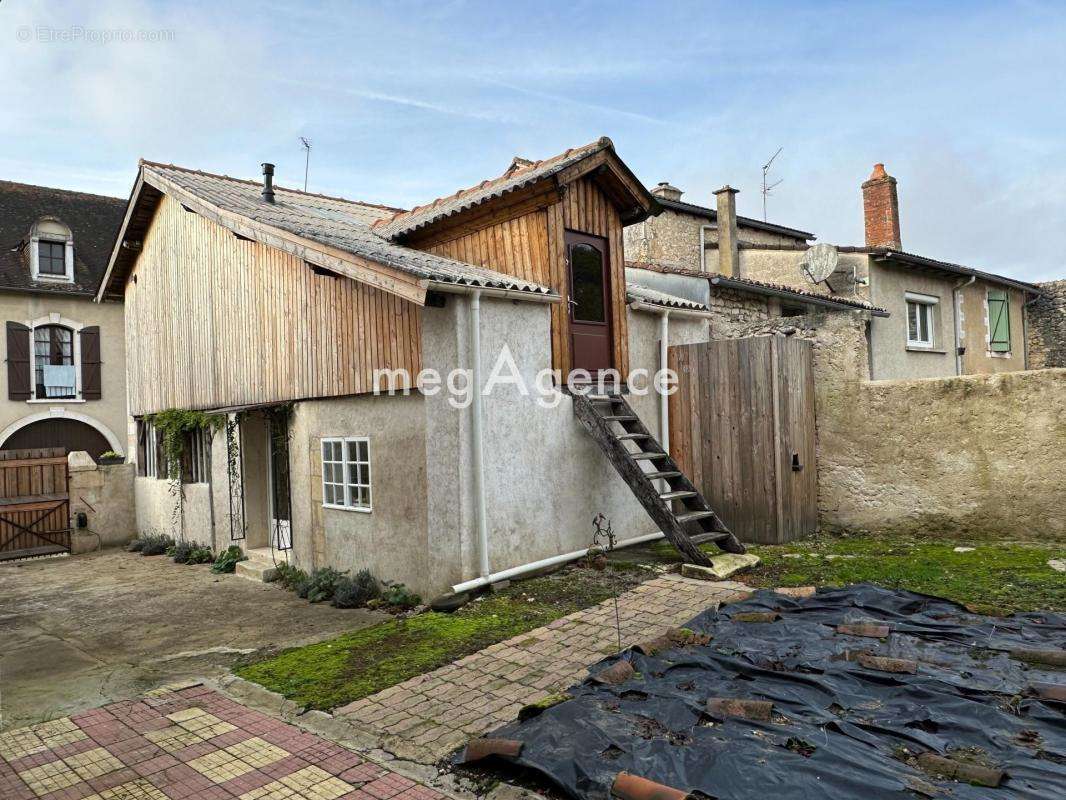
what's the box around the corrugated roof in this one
[0,180,126,297]
[374,137,614,239]
[138,162,553,296]
[627,261,888,315]
[626,283,709,312]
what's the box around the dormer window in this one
[29,218,75,283]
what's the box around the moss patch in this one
[637,533,1064,615]
[234,564,650,711]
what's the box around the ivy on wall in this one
[145,409,225,539]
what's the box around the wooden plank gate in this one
[668,336,818,544]
[0,447,71,561]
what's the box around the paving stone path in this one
[336,575,750,763]
[0,683,446,800]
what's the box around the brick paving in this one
[335,575,749,762]
[0,684,447,800]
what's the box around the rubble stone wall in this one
[1028,279,1066,369]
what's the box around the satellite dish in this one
[801,243,838,284]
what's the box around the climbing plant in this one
[145,409,225,538]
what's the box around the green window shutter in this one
[987,290,1011,352]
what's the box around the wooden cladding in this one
[126,194,421,415]
[424,211,552,287]
[414,175,629,379]
[668,337,817,544]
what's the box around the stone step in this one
[235,559,278,583]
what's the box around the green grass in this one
[662,533,1064,615]
[234,564,650,711]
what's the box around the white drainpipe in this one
[452,531,666,595]
[659,310,671,453]
[469,290,491,579]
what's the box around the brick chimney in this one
[862,163,901,250]
[713,185,739,277]
[651,181,683,201]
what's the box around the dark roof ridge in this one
[139,159,405,213]
[0,179,125,204]
[655,195,816,241]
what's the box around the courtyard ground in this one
[0,550,386,732]
[0,682,447,800]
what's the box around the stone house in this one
[0,180,128,459]
[97,137,805,599]
[641,166,1041,381]
[1027,279,1066,369]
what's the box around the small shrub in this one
[140,533,174,556]
[275,562,308,591]
[126,539,144,552]
[187,544,215,565]
[381,581,421,610]
[332,569,382,609]
[211,545,246,574]
[300,567,347,603]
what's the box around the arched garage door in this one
[1,419,111,461]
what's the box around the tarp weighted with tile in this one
[471,584,1066,799]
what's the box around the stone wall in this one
[1028,279,1066,369]
[68,452,136,553]
[707,287,772,334]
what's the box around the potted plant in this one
[97,450,125,466]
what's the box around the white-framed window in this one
[29,218,75,283]
[321,437,372,512]
[21,314,90,402]
[905,292,938,348]
[183,428,212,484]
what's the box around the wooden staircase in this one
[573,392,744,566]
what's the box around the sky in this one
[1,0,1064,282]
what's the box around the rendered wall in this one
[957,281,1027,374]
[68,453,136,552]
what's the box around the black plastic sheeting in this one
[476,584,1066,799]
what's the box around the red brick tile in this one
[86,767,140,792]
[338,763,389,784]
[216,768,275,795]
[131,753,180,777]
[259,754,311,779]
[317,750,366,775]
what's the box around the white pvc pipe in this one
[452,531,666,595]
[469,290,491,579]
[659,310,670,455]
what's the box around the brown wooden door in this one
[667,337,818,544]
[565,230,612,374]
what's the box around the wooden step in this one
[616,433,651,441]
[632,452,669,461]
[660,490,697,500]
[676,510,717,524]
[689,531,732,545]
[602,414,637,422]
[645,470,682,480]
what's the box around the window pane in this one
[356,440,368,463]
[907,303,919,341]
[919,306,930,342]
[324,484,335,505]
[569,243,606,323]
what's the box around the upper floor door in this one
[565,230,612,375]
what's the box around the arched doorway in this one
[1,418,111,460]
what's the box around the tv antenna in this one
[761,146,783,221]
[300,137,312,192]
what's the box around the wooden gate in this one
[0,448,71,561]
[668,336,817,544]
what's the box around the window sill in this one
[31,275,75,284]
[322,503,372,514]
[27,398,84,404]
[988,351,1012,358]
[905,346,946,354]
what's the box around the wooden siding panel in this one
[126,194,421,415]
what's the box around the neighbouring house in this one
[0,180,128,460]
[627,169,1043,380]
[100,137,818,598]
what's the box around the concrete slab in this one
[681,553,760,580]
[0,549,386,731]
